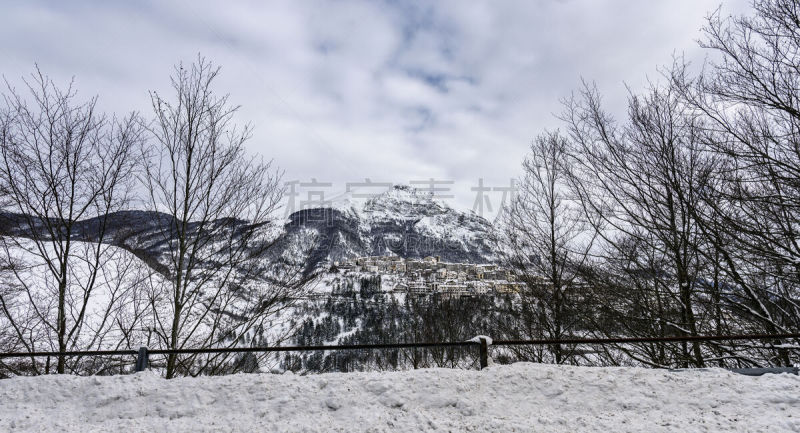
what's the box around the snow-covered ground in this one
[1,363,798,432]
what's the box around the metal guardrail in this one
[0,340,492,371]
[668,366,800,376]
[728,367,799,376]
[0,333,798,373]
[492,332,800,346]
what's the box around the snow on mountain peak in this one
[327,184,448,220]
[272,184,496,270]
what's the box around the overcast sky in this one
[1,0,749,219]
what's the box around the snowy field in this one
[1,363,798,432]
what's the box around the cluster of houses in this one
[332,255,525,299]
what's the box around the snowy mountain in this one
[0,185,500,372]
[0,185,496,279]
[273,185,496,274]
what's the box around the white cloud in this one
[0,0,751,218]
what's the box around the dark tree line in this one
[281,292,500,373]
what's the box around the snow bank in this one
[1,363,798,432]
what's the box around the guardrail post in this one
[135,347,149,372]
[479,337,489,369]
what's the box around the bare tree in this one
[670,0,800,366]
[0,69,142,374]
[142,57,309,378]
[563,80,714,367]
[494,131,594,364]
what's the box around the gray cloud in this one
[0,0,750,218]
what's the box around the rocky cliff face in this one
[272,185,496,274]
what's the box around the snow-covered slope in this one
[1,363,797,432]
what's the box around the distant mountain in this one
[0,185,496,279]
[0,209,271,278]
[271,185,496,272]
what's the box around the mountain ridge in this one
[0,185,497,278]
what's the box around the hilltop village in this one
[329,255,525,299]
